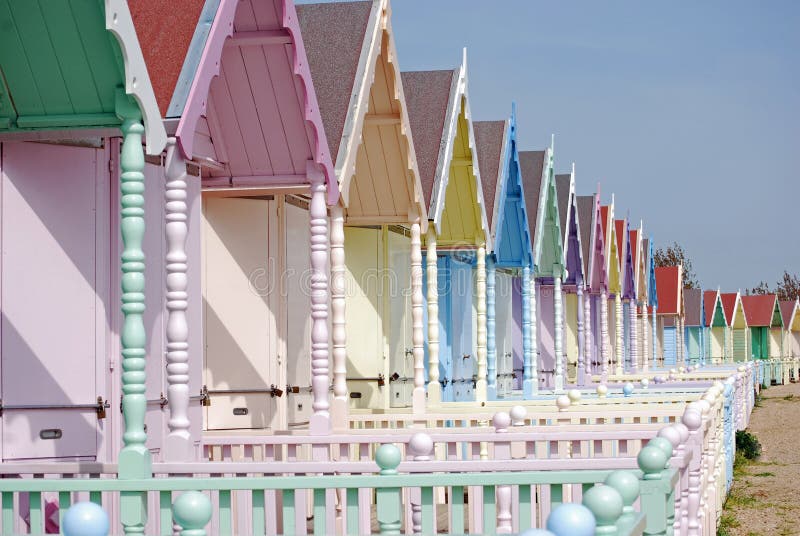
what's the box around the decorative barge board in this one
[600,203,621,377]
[683,288,706,366]
[520,145,564,393]
[555,169,586,385]
[298,0,428,418]
[576,193,608,381]
[615,218,635,374]
[781,299,800,361]
[474,110,532,399]
[0,0,168,465]
[653,266,684,367]
[741,295,783,361]
[721,292,749,362]
[165,0,339,436]
[630,225,648,371]
[402,52,490,405]
[704,290,727,364]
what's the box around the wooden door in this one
[344,227,383,409]
[436,256,453,402]
[565,293,578,381]
[203,197,278,430]
[285,201,313,426]
[451,258,474,401]
[711,327,725,362]
[494,272,513,397]
[663,326,677,365]
[388,231,412,408]
[1,142,104,460]
[511,278,523,390]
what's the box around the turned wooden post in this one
[601,290,609,382]
[487,256,498,399]
[577,284,586,386]
[308,166,330,434]
[523,266,536,397]
[584,292,593,380]
[642,302,650,373]
[476,244,488,402]
[554,275,565,392]
[164,138,192,462]
[330,205,347,428]
[629,299,638,373]
[116,92,151,535]
[411,218,426,414]
[376,445,402,535]
[652,305,658,368]
[493,412,513,533]
[615,294,623,376]
[426,228,440,403]
[409,433,433,534]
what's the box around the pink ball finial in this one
[493,411,511,432]
[409,433,433,459]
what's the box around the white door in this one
[203,197,278,430]
[388,230,412,408]
[494,272,514,397]
[1,142,104,460]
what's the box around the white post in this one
[601,290,609,382]
[615,294,623,376]
[330,204,347,429]
[308,166,330,434]
[475,244,488,402]
[577,285,585,386]
[554,276,564,392]
[629,299,638,372]
[584,292,593,381]
[652,306,658,368]
[163,138,192,462]
[426,228,440,403]
[411,218,426,414]
[642,302,650,373]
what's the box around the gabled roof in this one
[0,0,166,154]
[520,150,547,246]
[402,51,489,246]
[555,168,584,285]
[704,290,722,327]
[600,203,621,293]
[781,300,800,331]
[474,106,532,267]
[741,295,782,327]
[684,288,704,327]
[555,174,571,247]
[615,218,634,299]
[721,292,745,327]
[654,266,682,315]
[298,0,426,220]
[520,146,563,278]
[645,238,658,308]
[576,195,595,282]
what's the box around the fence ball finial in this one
[409,433,433,460]
[682,408,703,432]
[640,378,649,389]
[657,425,682,448]
[582,485,624,533]
[173,491,212,536]
[647,436,674,468]
[62,502,110,536]
[637,445,669,480]
[604,471,640,521]
[622,382,634,397]
[510,405,527,425]
[568,389,582,404]
[556,395,571,411]
[493,411,511,432]
[596,384,608,398]
[376,444,402,475]
[518,529,556,536]
[546,502,596,536]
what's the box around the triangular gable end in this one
[556,168,584,286]
[588,192,608,293]
[616,219,635,299]
[647,239,658,309]
[532,144,564,278]
[476,107,532,267]
[601,203,621,294]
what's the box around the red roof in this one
[654,266,681,315]
[781,300,798,328]
[130,0,206,116]
[600,206,610,243]
[614,220,625,263]
[720,293,740,325]
[703,290,719,327]
[741,295,779,327]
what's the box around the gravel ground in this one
[721,382,800,536]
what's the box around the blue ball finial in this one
[62,502,110,536]
[518,529,556,536]
[622,382,635,397]
[546,503,596,536]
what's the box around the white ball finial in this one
[510,405,527,425]
[556,395,571,411]
[596,384,609,398]
[409,433,434,459]
[568,389,582,404]
[493,411,511,432]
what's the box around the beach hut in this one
[296,0,428,419]
[654,266,684,366]
[0,0,169,463]
[576,192,608,381]
[474,107,533,399]
[643,238,659,369]
[615,218,636,373]
[600,203,622,376]
[741,295,783,360]
[683,288,706,366]
[704,290,727,364]
[781,299,800,378]
[403,52,490,404]
[555,168,587,384]
[721,292,749,362]
[631,225,648,370]
[520,144,565,393]
[157,0,342,439]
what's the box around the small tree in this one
[748,281,772,296]
[653,242,699,289]
[746,272,799,301]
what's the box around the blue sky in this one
[302,1,799,291]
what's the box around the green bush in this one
[736,430,762,460]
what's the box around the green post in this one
[637,445,676,536]
[116,90,152,535]
[375,444,402,535]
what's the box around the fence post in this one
[409,433,433,534]
[376,444,402,535]
[637,444,675,536]
[493,412,513,533]
[172,491,212,536]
